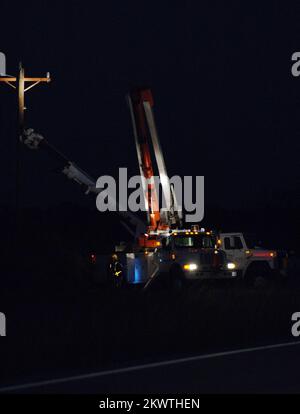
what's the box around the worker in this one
[109,254,124,288]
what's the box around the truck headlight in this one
[183,263,198,271]
[227,262,236,270]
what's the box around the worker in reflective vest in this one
[110,254,124,288]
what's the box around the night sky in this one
[0,1,299,210]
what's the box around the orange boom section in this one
[129,89,161,233]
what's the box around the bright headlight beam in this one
[183,263,198,271]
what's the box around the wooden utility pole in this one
[0,61,51,249]
[0,62,51,135]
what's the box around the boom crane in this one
[22,88,183,249]
[1,65,237,285]
[127,89,182,246]
[21,128,146,239]
[128,89,161,232]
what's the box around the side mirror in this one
[0,52,6,76]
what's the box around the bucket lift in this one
[127,89,182,247]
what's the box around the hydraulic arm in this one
[21,128,146,239]
[127,88,182,235]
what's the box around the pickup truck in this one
[219,232,288,287]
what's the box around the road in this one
[1,341,300,394]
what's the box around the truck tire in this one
[244,262,272,288]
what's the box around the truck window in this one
[224,236,243,250]
[224,237,231,249]
[174,237,194,248]
[173,235,214,249]
[202,236,214,248]
[233,236,243,249]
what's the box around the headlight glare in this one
[183,263,198,271]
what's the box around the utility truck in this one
[18,87,236,288]
[109,89,236,288]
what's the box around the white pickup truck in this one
[219,232,288,287]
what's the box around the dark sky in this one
[0,1,299,209]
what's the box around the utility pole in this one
[0,61,51,135]
[0,58,51,250]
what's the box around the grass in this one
[1,270,300,386]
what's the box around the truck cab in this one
[157,229,237,285]
[219,232,288,286]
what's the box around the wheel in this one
[245,262,272,289]
[253,275,268,289]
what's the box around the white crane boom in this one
[21,128,146,238]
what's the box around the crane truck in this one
[18,88,237,288]
[0,52,288,288]
[120,89,237,288]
